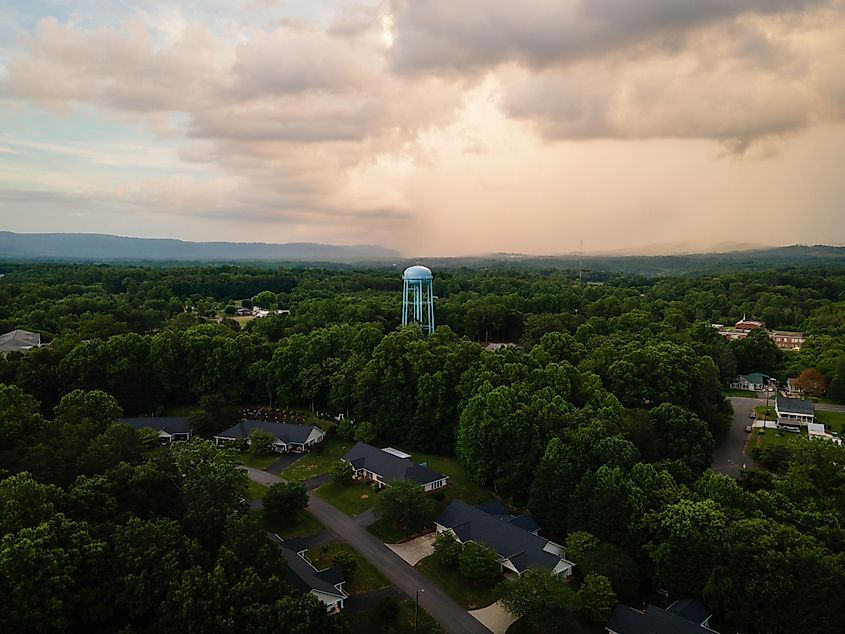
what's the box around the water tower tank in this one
[402,265,434,334]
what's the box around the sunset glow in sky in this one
[1,1,844,255]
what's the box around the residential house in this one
[276,538,347,613]
[775,396,815,428]
[785,377,804,398]
[730,373,770,392]
[119,417,191,442]
[435,499,574,578]
[734,317,766,331]
[0,329,41,356]
[606,599,717,634]
[214,420,325,453]
[342,442,448,492]
[770,331,805,351]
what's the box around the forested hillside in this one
[1,263,844,633]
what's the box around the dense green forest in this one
[2,263,845,633]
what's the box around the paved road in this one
[243,467,490,634]
[711,396,764,477]
[265,453,301,475]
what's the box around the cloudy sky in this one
[1,0,844,255]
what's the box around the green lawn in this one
[415,555,498,610]
[262,510,325,539]
[246,480,267,502]
[314,481,379,516]
[235,451,279,469]
[282,437,354,481]
[751,428,804,452]
[367,518,417,544]
[409,452,493,509]
[816,409,845,433]
[305,542,389,594]
[507,612,604,634]
[346,599,438,633]
[726,389,758,398]
[754,405,776,420]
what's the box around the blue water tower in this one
[402,265,434,334]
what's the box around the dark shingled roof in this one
[120,417,191,435]
[667,598,711,625]
[776,396,814,416]
[216,420,321,445]
[475,499,541,533]
[607,604,713,634]
[436,500,564,574]
[342,442,446,486]
[279,544,345,600]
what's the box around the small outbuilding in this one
[119,417,192,443]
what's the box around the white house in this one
[119,417,191,443]
[277,539,347,613]
[435,500,574,578]
[214,420,325,453]
[342,442,448,492]
[775,396,815,428]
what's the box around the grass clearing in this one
[366,518,421,544]
[282,436,353,481]
[750,428,804,452]
[754,405,776,420]
[263,510,325,539]
[415,554,498,610]
[346,599,438,633]
[246,480,267,502]
[305,542,389,594]
[507,612,604,634]
[314,481,379,516]
[409,452,493,512]
[236,452,279,469]
[816,409,845,433]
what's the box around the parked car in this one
[744,425,752,433]
[749,412,757,419]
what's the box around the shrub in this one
[433,530,462,567]
[458,541,500,586]
[331,551,358,579]
[330,460,354,484]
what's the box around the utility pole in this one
[415,588,424,632]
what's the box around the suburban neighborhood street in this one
[711,396,764,477]
[243,468,492,634]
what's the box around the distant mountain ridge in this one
[0,231,402,262]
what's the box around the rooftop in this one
[215,420,322,445]
[607,604,714,634]
[0,329,41,353]
[343,442,446,486]
[776,396,815,416]
[436,500,565,574]
[278,543,346,600]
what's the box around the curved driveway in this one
[244,467,491,634]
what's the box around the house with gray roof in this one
[214,420,325,453]
[0,329,41,356]
[435,500,574,578]
[119,417,191,443]
[342,442,448,492]
[275,538,346,613]
[775,396,815,427]
[606,599,716,634]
